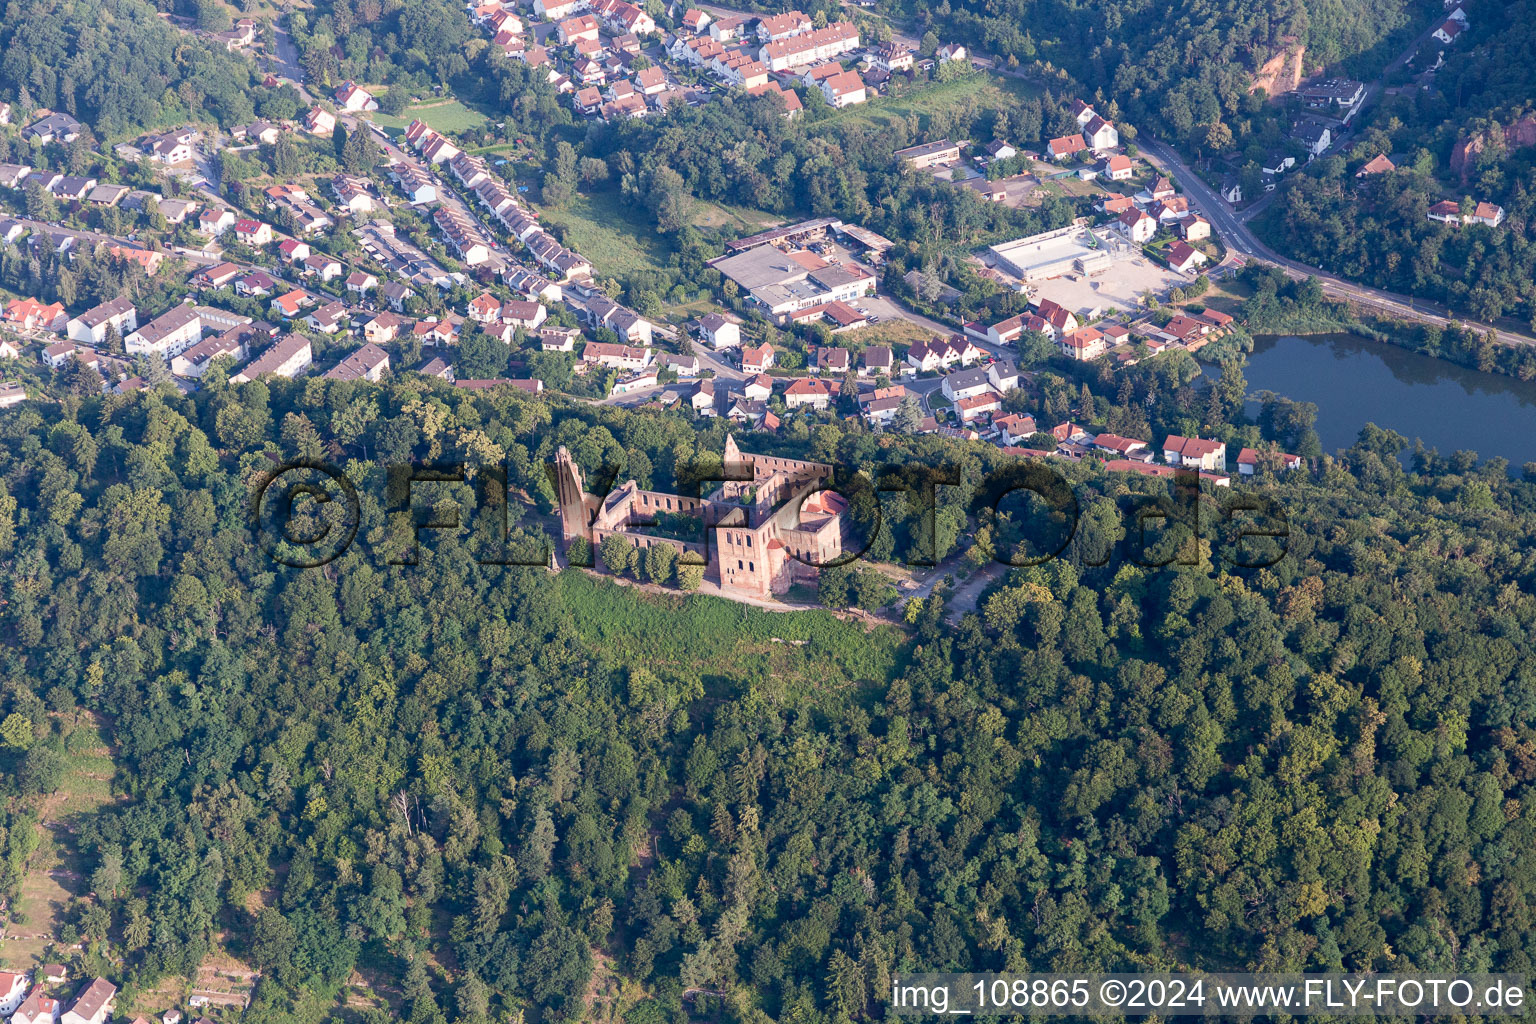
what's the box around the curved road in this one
[1135,135,1536,350]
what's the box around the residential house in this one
[817,70,867,108]
[1092,433,1151,460]
[1179,216,1212,242]
[305,301,351,334]
[700,312,741,349]
[192,262,242,289]
[1083,115,1118,151]
[66,297,137,345]
[61,978,116,1024]
[325,343,391,382]
[1036,299,1079,336]
[1058,326,1106,361]
[1433,17,1463,42]
[859,385,907,425]
[1048,134,1087,160]
[303,106,337,135]
[691,378,718,415]
[335,82,378,112]
[1102,153,1133,180]
[23,112,82,144]
[1163,434,1226,471]
[1166,240,1208,274]
[1470,201,1507,227]
[941,365,993,402]
[278,238,311,263]
[1117,207,1157,243]
[270,289,315,319]
[936,43,966,62]
[582,340,652,370]
[0,972,27,1015]
[1237,448,1303,474]
[234,219,273,245]
[235,271,278,297]
[198,207,236,235]
[1357,153,1395,177]
[658,352,700,377]
[741,341,775,372]
[380,282,416,311]
[862,345,893,376]
[988,359,1020,391]
[11,989,60,1024]
[500,300,548,330]
[345,271,379,295]
[4,297,67,332]
[954,391,1001,423]
[232,333,314,383]
[783,377,838,410]
[812,345,851,375]
[303,254,344,281]
[361,312,409,344]
[538,326,581,351]
[1292,119,1333,158]
[994,412,1038,445]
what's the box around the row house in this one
[404,119,461,164]
[747,80,803,116]
[451,151,492,189]
[759,21,860,71]
[592,0,655,36]
[331,174,377,214]
[758,10,812,41]
[1163,435,1226,472]
[905,335,982,372]
[433,207,494,265]
[390,163,438,205]
[582,339,652,370]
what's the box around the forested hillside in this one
[1256,1,1536,325]
[888,0,1414,138]
[2,377,1536,1023]
[0,0,260,137]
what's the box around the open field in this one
[0,715,118,971]
[536,192,674,283]
[690,200,783,234]
[554,572,905,701]
[370,99,488,135]
[814,72,1041,134]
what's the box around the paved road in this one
[1135,135,1536,349]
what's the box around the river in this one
[1231,333,1536,467]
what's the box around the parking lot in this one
[1029,253,1197,317]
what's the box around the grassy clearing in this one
[839,318,937,351]
[690,200,783,234]
[536,191,674,283]
[369,100,489,135]
[812,72,1040,134]
[0,715,118,972]
[554,572,905,700]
